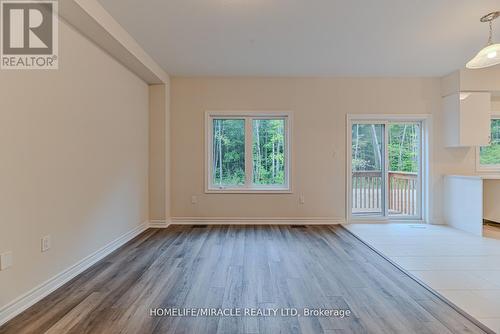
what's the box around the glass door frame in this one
[346,114,429,223]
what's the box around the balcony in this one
[352,171,418,217]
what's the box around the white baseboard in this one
[0,221,150,327]
[149,219,170,228]
[170,217,345,225]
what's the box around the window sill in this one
[205,188,292,194]
[476,167,500,174]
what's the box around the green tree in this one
[213,119,245,185]
[253,119,285,185]
[480,120,500,166]
[351,123,419,173]
[212,118,286,186]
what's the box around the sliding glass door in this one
[350,120,422,220]
[351,123,385,217]
[387,123,421,218]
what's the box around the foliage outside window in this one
[212,119,246,185]
[479,119,500,169]
[351,124,383,172]
[252,119,285,185]
[351,123,420,173]
[387,123,420,173]
[208,114,289,191]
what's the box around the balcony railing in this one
[352,171,418,216]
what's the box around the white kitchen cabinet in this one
[443,92,491,147]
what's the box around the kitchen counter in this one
[444,175,500,236]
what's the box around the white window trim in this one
[205,111,292,193]
[476,115,500,173]
[346,114,432,224]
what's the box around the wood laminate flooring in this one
[0,225,488,334]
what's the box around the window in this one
[212,119,246,186]
[477,118,500,172]
[206,112,290,192]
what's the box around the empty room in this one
[2,0,500,333]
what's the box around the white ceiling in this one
[98,0,500,77]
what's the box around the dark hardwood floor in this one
[0,225,488,334]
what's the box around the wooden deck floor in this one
[0,225,487,334]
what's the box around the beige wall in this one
[149,83,171,221]
[149,85,166,220]
[171,77,456,220]
[484,180,500,223]
[493,98,500,112]
[0,19,149,309]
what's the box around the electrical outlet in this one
[41,235,51,252]
[0,251,13,271]
[191,195,197,204]
[299,194,305,204]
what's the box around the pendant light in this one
[466,11,500,69]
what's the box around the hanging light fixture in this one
[466,11,500,69]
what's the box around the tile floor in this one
[344,223,500,333]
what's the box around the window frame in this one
[346,114,431,224]
[476,115,500,173]
[205,111,292,193]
